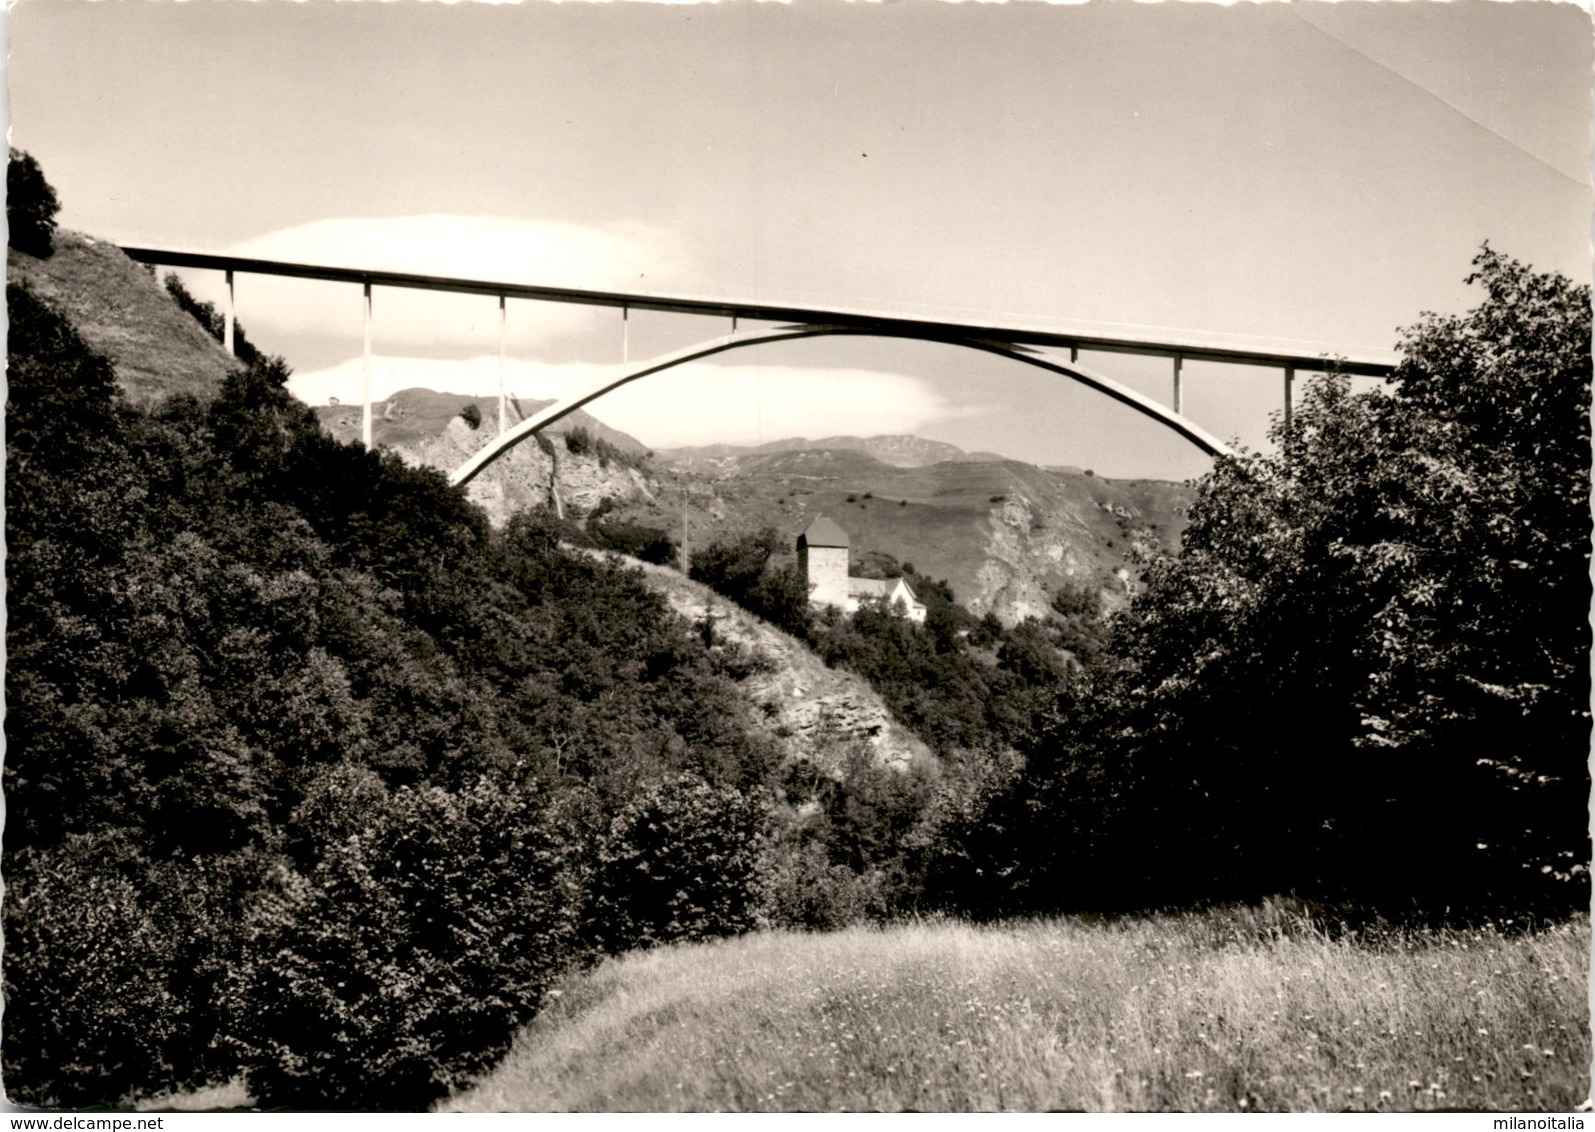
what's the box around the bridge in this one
[120,246,1400,485]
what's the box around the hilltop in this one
[7,230,238,406]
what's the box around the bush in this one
[563,425,593,456]
[3,840,185,1107]
[459,403,483,430]
[589,518,677,566]
[762,840,880,931]
[231,778,587,1110]
[690,528,813,639]
[585,775,770,954]
[7,148,59,258]
[163,274,265,366]
[2,837,260,1107]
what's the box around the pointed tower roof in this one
[798,515,850,549]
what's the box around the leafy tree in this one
[4,278,787,1107]
[1038,247,1591,918]
[8,148,60,258]
[690,527,813,638]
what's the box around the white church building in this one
[796,516,927,623]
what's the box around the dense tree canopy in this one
[1016,247,1591,919]
[7,148,60,258]
[2,280,780,1108]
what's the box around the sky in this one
[8,0,1591,479]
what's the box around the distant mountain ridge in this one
[659,434,1003,469]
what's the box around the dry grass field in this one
[444,907,1589,1113]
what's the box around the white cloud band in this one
[287,354,958,449]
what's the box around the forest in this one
[4,152,1589,1109]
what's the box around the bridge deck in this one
[121,246,1398,378]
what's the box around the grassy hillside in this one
[7,231,237,406]
[444,910,1589,1113]
[628,448,1191,624]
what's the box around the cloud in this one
[169,214,692,352]
[287,354,959,449]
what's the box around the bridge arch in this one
[449,324,1234,487]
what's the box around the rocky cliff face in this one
[409,415,656,527]
[315,390,659,528]
[963,469,1179,620]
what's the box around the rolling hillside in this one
[7,231,238,406]
[631,444,1192,624]
[442,913,1590,1113]
[660,433,1001,468]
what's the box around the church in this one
[796,516,927,623]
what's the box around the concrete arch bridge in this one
[119,246,1398,485]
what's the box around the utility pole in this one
[681,492,690,576]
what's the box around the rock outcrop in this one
[315,390,658,528]
[601,554,932,775]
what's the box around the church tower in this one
[797,516,850,610]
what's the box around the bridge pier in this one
[224,269,235,357]
[498,294,508,435]
[1172,352,1183,415]
[362,282,373,449]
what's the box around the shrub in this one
[459,403,483,430]
[563,425,593,456]
[163,274,265,366]
[2,837,260,1107]
[762,840,880,931]
[585,775,770,954]
[589,518,677,566]
[3,840,184,1106]
[690,528,813,639]
[230,778,588,1110]
[7,148,59,258]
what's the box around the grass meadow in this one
[443,906,1589,1113]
